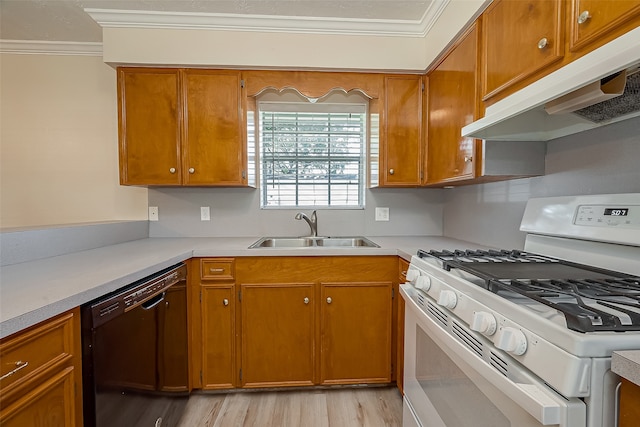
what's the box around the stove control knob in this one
[415,275,431,291]
[437,290,457,309]
[405,268,420,284]
[470,311,497,336]
[496,327,527,356]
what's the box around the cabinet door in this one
[240,283,315,387]
[158,283,189,392]
[0,368,76,427]
[183,70,247,186]
[426,24,479,184]
[118,68,181,185]
[201,285,235,389]
[381,75,423,186]
[320,282,392,384]
[569,0,640,52]
[619,378,640,427]
[482,0,564,101]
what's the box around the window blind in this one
[259,102,366,208]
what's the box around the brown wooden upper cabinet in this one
[569,0,640,52]
[481,0,640,105]
[118,68,249,186]
[426,23,481,185]
[380,75,423,187]
[482,0,565,102]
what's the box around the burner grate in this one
[420,249,640,333]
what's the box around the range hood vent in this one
[462,26,640,141]
[571,69,640,123]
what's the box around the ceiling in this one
[0,1,434,43]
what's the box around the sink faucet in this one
[295,210,318,237]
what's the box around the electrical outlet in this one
[375,207,390,221]
[201,206,211,221]
[149,207,159,221]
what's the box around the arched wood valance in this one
[243,70,383,99]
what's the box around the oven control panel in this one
[574,204,639,228]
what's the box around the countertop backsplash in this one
[148,187,445,238]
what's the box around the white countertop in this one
[0,235,480,339]
[612,350,640,387]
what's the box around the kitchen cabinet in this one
[235,256,397,388]
[426,23,481,184]
[481,0,564,102]
[240,283,315,388]
[396,257,410,394]
[0,308,82,427]
[480,0,640,105]
[118,68,181,186]
[192,258,236,390]
[118,68,249,186]
[619,378,640,427]
[380,75,424,187]
[182,70,248,186]
[569,0,640,53]
[320,282,392,384]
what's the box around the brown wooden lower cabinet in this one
[194,256,398,390]
[240,283,315,387]
[619,378,640,427]
[396,258,410,394]
[320,281,392,385]
[0,308,82,427]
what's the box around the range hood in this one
[462,26,640,141]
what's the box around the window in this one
[255,91,368,208]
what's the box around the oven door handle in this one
[403,287,585,426]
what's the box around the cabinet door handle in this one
[223,299,229,306]
[537,37,548,50]
[169,167,176,174]
[389,169,395,175]
[210,268,224,273]
[464,156,473,163]
[188,167,195,174]
[577,10,591,24]
[326,297,332,304]
[304,297,310,305]
[0,361,29,380]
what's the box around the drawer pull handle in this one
[223,299,229,306]
[209,268,224,273]
[1,361,29,380]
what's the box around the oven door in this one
[401,285,585,427]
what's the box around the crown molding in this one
[86,1,449,38]
[0,40,103,56]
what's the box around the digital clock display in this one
[604,208,629,216]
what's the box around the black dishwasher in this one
[81,263,189,427]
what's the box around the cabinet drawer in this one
[201,258,235,281]
[0,312,74,395]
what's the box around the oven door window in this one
[403,295,585,427]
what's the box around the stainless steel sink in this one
[249,236,379,249]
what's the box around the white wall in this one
[148,187,444,238]
[100,0,487,70]
[442,117,640,249]
[0,53,148,228]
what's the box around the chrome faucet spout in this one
[295,210,318,237]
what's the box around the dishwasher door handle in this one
[141,292,166,310]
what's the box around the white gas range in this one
[401,194,640,427]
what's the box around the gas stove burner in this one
[418,248,640,333]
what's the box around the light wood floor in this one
[177,387,403,427]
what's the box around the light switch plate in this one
[201,206,211,221]
[149,207,159,221]
[375,207,390,221]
